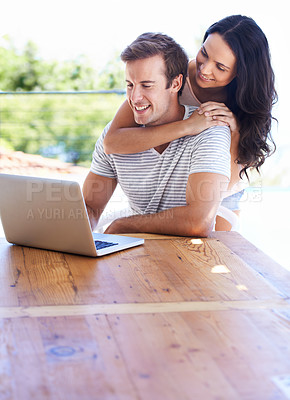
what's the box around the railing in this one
[0,90,126,165]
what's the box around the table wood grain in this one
[0,232,289,400]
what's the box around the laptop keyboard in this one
[94,240,118,250]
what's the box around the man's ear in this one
[171,74,183,93]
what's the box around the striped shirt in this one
[90,105,231,215]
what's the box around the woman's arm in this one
[103,100,226,154]
[103,100,188,154]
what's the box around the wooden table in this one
[0,232,290,400]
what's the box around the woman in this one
[103,15,277,231]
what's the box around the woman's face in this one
[195,33,237,89]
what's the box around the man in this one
[83,33,231,237]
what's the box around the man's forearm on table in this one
[104,205,215,237]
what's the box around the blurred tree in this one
[0,37,126,165]
[97,52,125,90]
[12,41,42,91]
[0,36,125,91]
[0,35,25,90]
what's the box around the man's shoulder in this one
[100,121,113,139]
[183,124,231,150]
[93,121,114,157]
[200,124,231,137]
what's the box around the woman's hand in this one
[186,106,229,135]
[197,101,239,134]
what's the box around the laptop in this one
[0,174,144,257]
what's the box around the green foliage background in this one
[0,36,126,165]
[0,94,125,166]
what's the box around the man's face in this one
[125,55,177,126]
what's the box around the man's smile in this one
[134,105,150,111]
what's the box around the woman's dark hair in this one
[204,15,278,178]
[121,32,189,96]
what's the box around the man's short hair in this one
[121,32,188,96]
